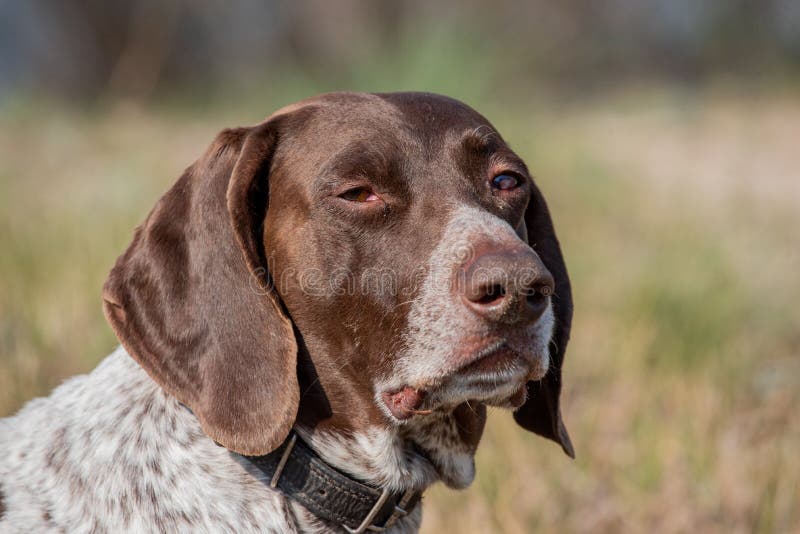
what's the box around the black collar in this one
[242,431,423,533]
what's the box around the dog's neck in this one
[295,408,479,494]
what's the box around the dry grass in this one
[1,88,798,533]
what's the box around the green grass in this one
[1,86,798,533]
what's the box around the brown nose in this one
[458,246,555,324]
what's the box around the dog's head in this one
[103,92,573,484]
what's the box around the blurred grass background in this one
[1,2,799,532]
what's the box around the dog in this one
[0,92,573,533]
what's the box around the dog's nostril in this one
[524,286,550,320]
[475,284,506,305]
[526,290,546,307]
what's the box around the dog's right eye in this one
[339,187,380,203]
[491,173,520,191]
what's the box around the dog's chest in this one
[1,349,420,533]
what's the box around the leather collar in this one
[242,431,423,533]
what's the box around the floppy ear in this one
[102,119,298,456]
[513,181,575,458]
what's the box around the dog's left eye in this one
[339,187,380,203]
[491,174,520,191]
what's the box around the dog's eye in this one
[339,187,380,203]
[491,174,520,191]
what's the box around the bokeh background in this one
[1,1,799,532]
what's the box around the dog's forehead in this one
[278,91,498,145]
[375,92,495,131]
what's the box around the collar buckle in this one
[343,488,417,533]
[343,488,391,533]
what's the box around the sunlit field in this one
[1,86,798,532]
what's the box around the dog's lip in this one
[381,386,429,420]
[455,340,521,375]
[379,340,533,419]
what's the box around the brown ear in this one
[513,181,575,458]
[102,120,298,456]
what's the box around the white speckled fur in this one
[297,408,477,499]
[296,426,438,493]
[0,347,418,533]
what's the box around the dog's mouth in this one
[381,340,542,420]
[456,340,522,374]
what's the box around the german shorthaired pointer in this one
[0,92,573,533]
